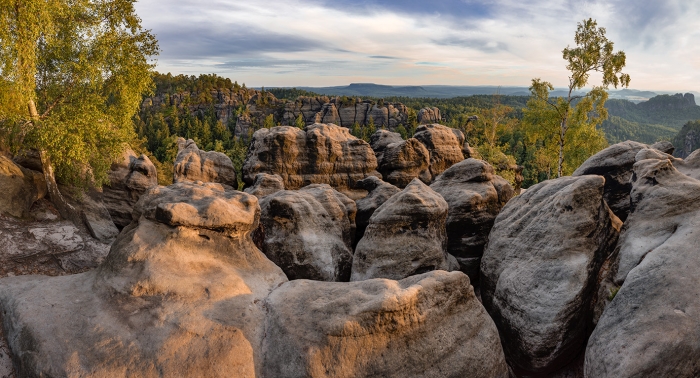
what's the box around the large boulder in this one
[585,158,700,377]
[0,156,47,218]
[0,182,287,377]
[369,129,403,163]
[262,270,509,378]
[173,138,238,188]
[258,184,356,282]
[353,176,400,245]
[376,138,431,188]
[481,175,621,375]
[351,179,458,281]
[242,124,380,200]
[243,173,285,198]
[413,124,466,180]
[572,140,672,221]
[430,159,514,282]
[103,148,158,229]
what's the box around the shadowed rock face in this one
[0,182,287,377]
[351,179,458,282]
[242,124,380,200]
[413,124,466,180]
[103,148,158,229]
[174,138,237,188]
[258,184,356,282]
[585,157,700,378]
[481,175,621,376]
[430,158,514,283]
[0,156,46,218]
[377,138,431,188]
[243,173,285,198]
[572,140,674,221]
[353,176,400,246]
[369,129,404,164]
[262,270,510,378]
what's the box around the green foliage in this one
[226,137,248,191]
[0,0,158,187]
[672,120,700,158]
[523,19,626,177]
[295,114,305,129]
[263,114,275,129]
[606,96,700,130]
[266,87,322,100]
[602,116,676,144]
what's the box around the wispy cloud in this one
[134,0,700,91]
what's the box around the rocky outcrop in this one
[103,149,158,229]
[351,179,458,281]
[418,107,441,124]
[413,124,466,180]
[585,158,700,377]
[481,175,621,375]
[0,199,110,278]
[0,182,288,377]
[243,173,285,198]
[0,156,47,219]
[353,176,400,245]
[377,138,431,188]
[258,184,356,282]
[174,138,238,188]
[573,140,667,221]
[262,270,509,378]
[430,159,514,282]
[369,129,403,163]
[282,97,409,130]
[242,124,380,199]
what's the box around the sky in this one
[134,0,700,91]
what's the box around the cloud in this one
[134,0,700,90]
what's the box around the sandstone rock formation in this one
[430,159,514,282]
[572,140,672,221]
[351,179,458,281]
[0,182,287,377]
[242,124,380,199]
[0,199,110,278]
[481,175,621,375]
[262,270,509,378]
[173,138,237,188]
[369,129,403,163]
[243,173,285,198]
[258,184,356,282]
[61,187,119,243]
[418,107,441,124]
[585,157,700,377]
[0,156,46,218]
[413,124,466,180]
[376,138,431,188]
[103,148,158,229]
[353,176,400,245]
[282,97,409,130]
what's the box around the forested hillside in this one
[133,73,699,189]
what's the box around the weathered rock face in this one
[258,184,356,282]
[0,182,287,377]
[572,140,667,221]
[243,173,285,198]
[377,138,431,188]
[262,270,510,378]
[0,156,46,218]
[369,129,403,163]
[413,124,466,180]
[282,97,409,130]
[242,124,380,199]
[0,199,110,278]
[585,158,700,377]
[418,107,441,124]
[430,159,514,282]
[103,148,158,229]
[351,179,458,281]
[481,175,621,375]
[174,138,238,188]
[353,176,400,245]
